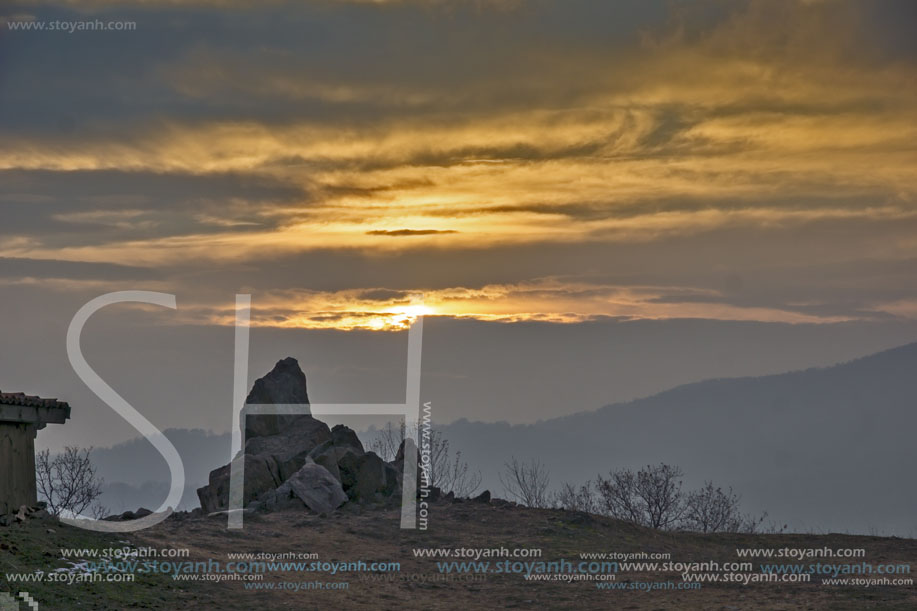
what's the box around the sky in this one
[1,0,916,449]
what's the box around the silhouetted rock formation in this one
[197,358,405,515]
[244,356,313,439]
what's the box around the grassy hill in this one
[3,499,915,610]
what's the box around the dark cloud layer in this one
[0,0,915,429]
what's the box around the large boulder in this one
[245,416,332,480]
[339,452,400,502]
[244,357,313,439]
[197,454,282,513]
[393,438,422,488]
[255,482,305,512]
[306,424,365,483]
[284,463,348,514]
[330,424,365,453]
[392,438,443,500]
[393,438,421,466]
[307,424,365,460]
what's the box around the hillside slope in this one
[3,501,915,610]
[442,342,917,535]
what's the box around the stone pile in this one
[0,501,49,527]
[196,358,404,515]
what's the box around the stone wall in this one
[0,423,37,515]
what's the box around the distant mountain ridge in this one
[440,341,917,535]
[89,342,917,534]
[91,428,231,511]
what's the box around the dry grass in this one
[4,500,915,609]
[123,500,917,610]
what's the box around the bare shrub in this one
[367,422,481,497]
[683,481,744,533]
[499,457,551,508]
[436,447,483,498]
[584,465,772,533]
[595,463,685,529]
[367,421,406,462]
[756,517,788,535]
[682,482,778,534]
[35,446,107,518]
[553,481,598,513]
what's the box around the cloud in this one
[0,0,914,329]
[145,277,857,332]
[366,229,458,236]
[0,257,156,281]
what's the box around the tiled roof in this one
[0,392,70,410]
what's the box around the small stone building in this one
[0,392,70,515]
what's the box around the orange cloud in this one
[150,280,852,331]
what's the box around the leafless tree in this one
[683,481,743,533]
[367,422,481,497]
[553,481,598,513]
[499,457,551,508]
[548,464,773,534]
[367,421,407,462]
[596,464,685,529]
[35,446,107,518]
[595,468,642,523]
[682,482,777,534]
[436,448,483,497]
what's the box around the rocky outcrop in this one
[284,463,348,513]
[393,438,424,492]
[198,453,283,513]
[245,417,332,481]
[308,424,366,483]
[197,358,407,516]
[339,452,400,502]
[0,501,49,527]
[103,507,153,521]
[255,484,306,512]
[244,357,313,439]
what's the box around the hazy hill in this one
[441,342,917,535]
[89,343,917,534]
[91,429,231,512]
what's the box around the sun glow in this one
[386,304,434,318]
[163,281,854,333]
[376,303,434,330]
